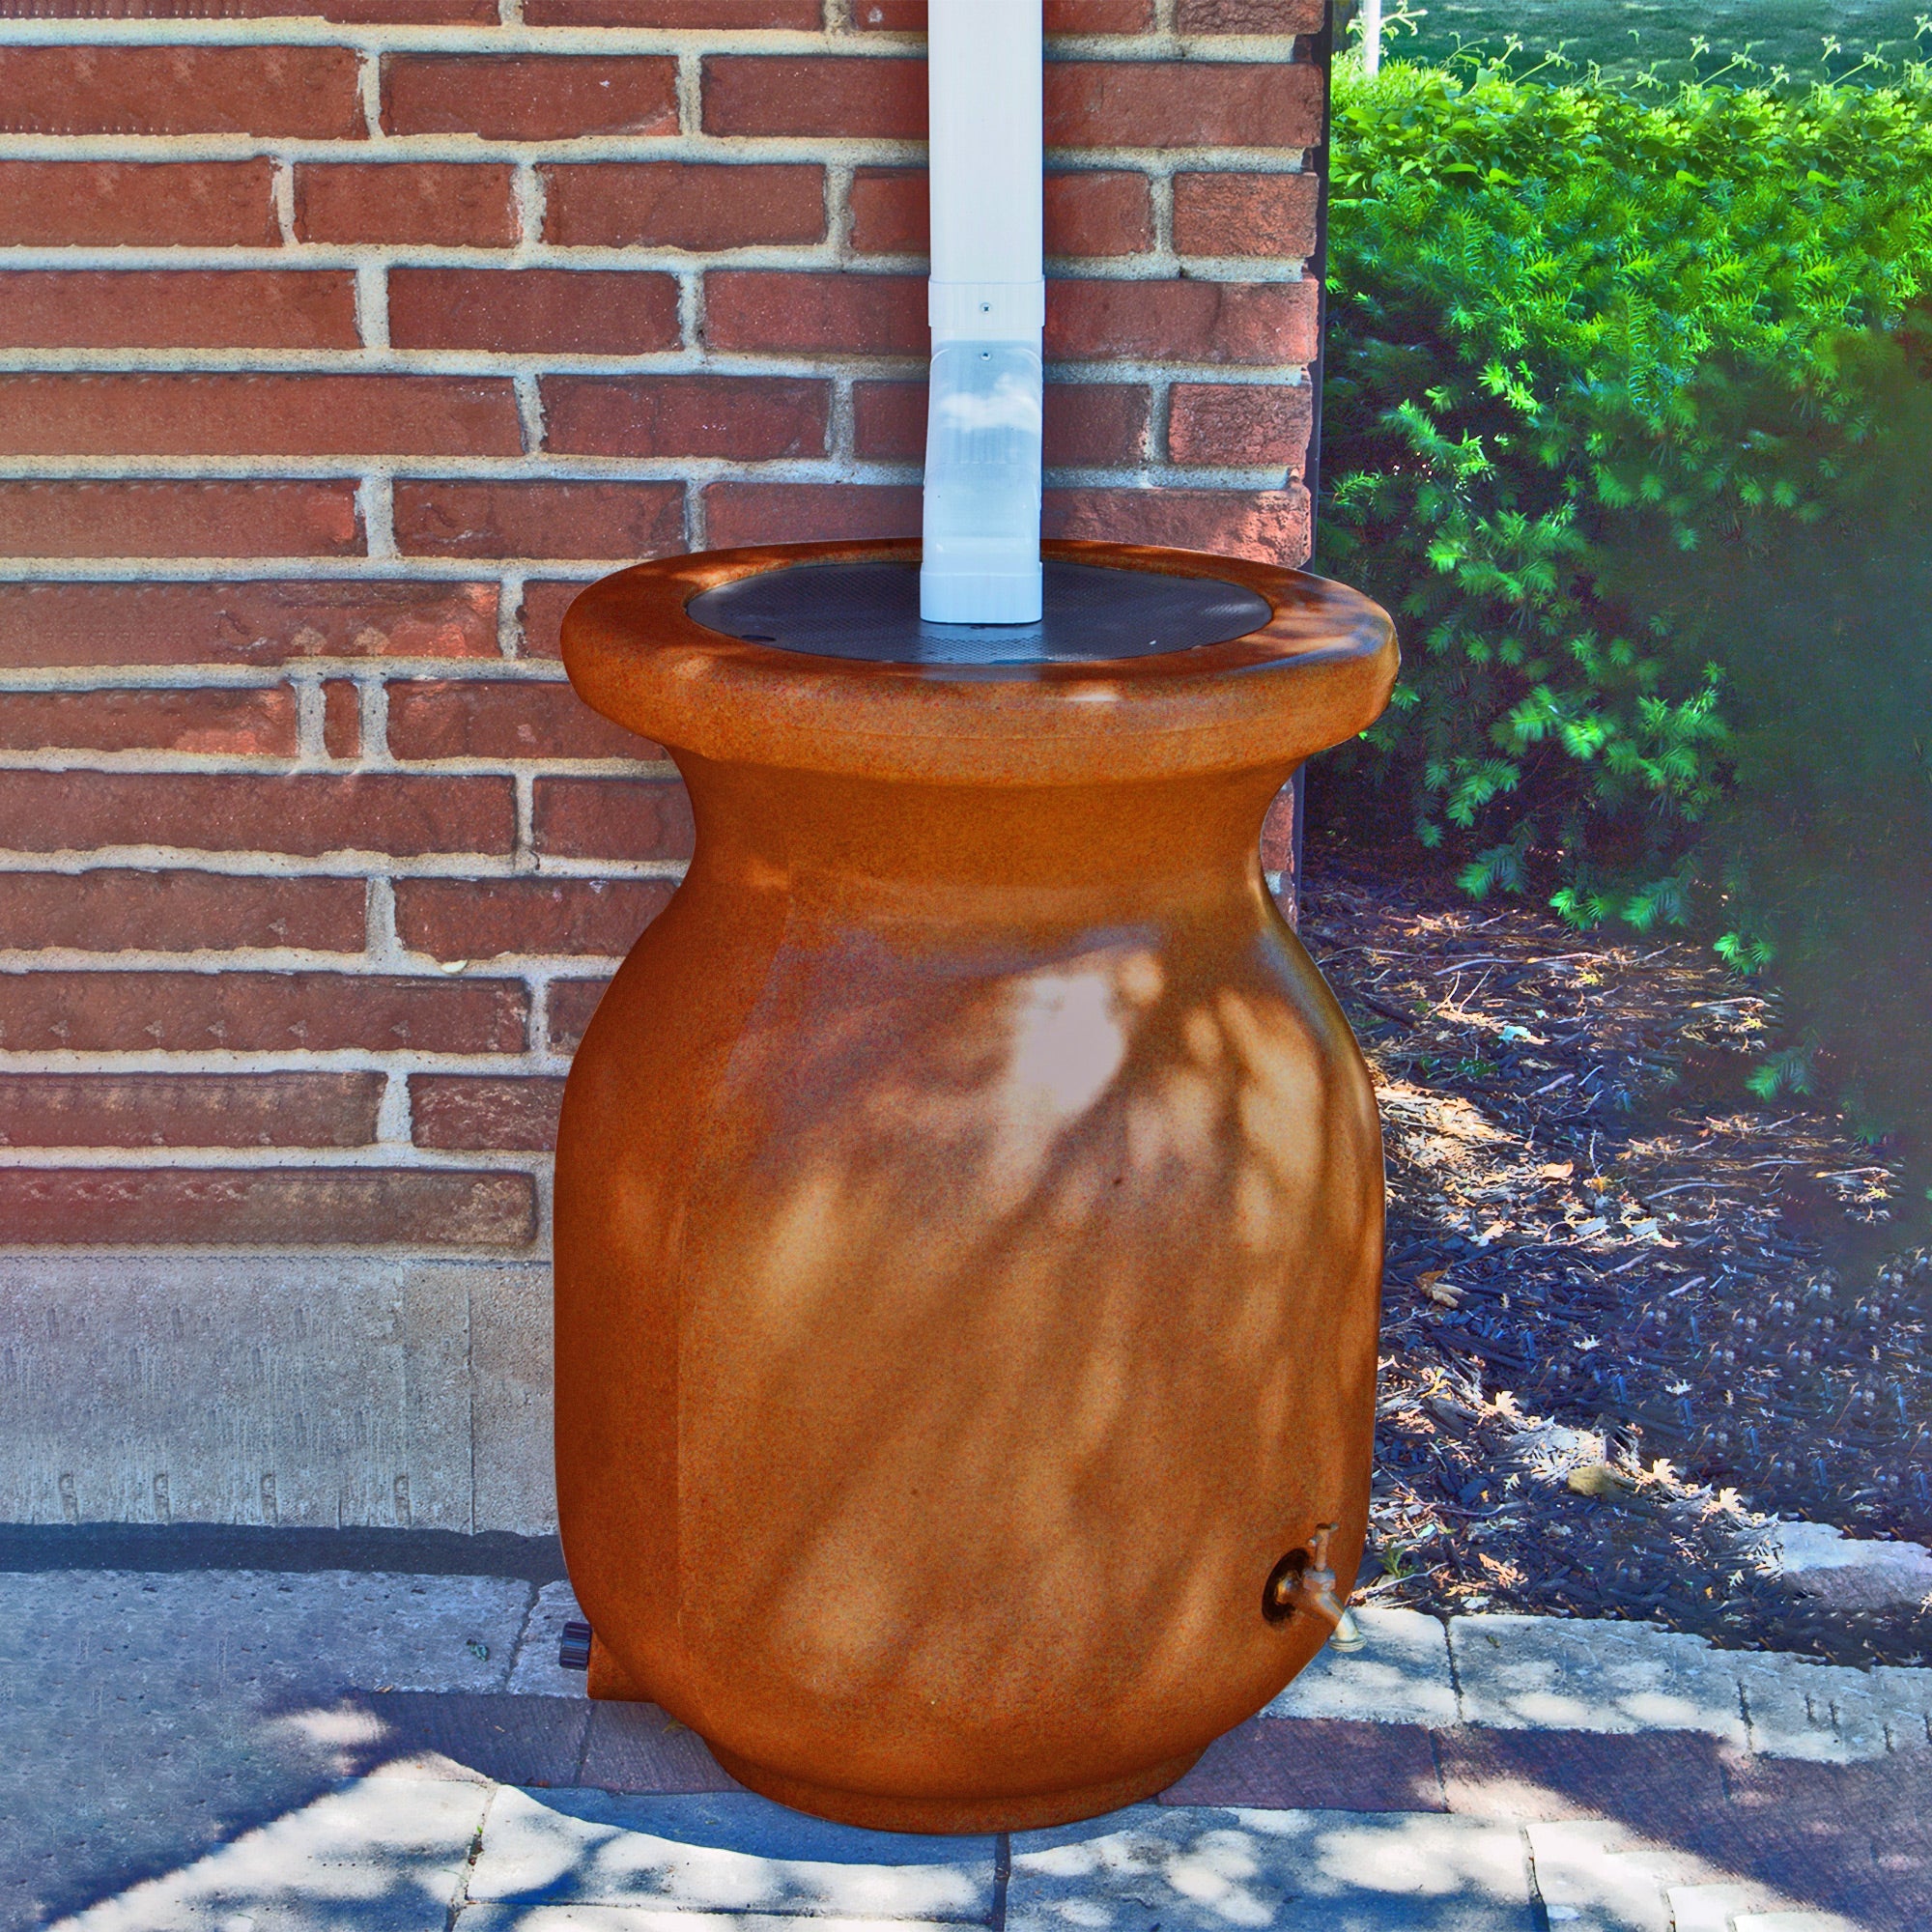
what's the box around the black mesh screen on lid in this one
[686,560,1273,666]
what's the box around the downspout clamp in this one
[920,0,1047,626]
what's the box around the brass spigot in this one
[1267,1522,1346,1631]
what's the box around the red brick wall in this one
[0,0,1325,1262]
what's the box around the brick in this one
[526,0,820,25]
[0,688,296,757]
[542,162,825,250]
[386,679,663,762]
[1048,171,1157,258]
[1044,483,1311,563]
[1046,61,1322,150]
[1048,277,1319,365]
[298,0,497,18]
[532,778,696,862]
[1169,382,1314,469]
[388,270,682,355]
[0,1074,384,1151]
[545,977,611,1052]
[544,376,830,461]
[704,271,924,355]
[849,381,927,458]
[0,972,527,1054]
[395,877,673,961]
[0,1169,536,1248]
[0,772,515,858]
[1050,383,1155,466]
[344,1692,591,1786]
[854,0,1153,27]
[0,375,523,459]
[1436,1728,1733,1838]
[702,483,922,550]
[410,1076,567,1151]
[844,169,925,257]
[25,0,496,17]
[394,482,686,562]
[294,163,519,247]
[845,168,1149,259]
[0,161,276,247]
[701,56,924,139]
[0,483,362,560]
[1174,170,1320,259]
[578,1700,737,1794]
[0,582,499,670]
[324,680,361,759]
[0,271,355,352]
[1161,1718,1445,1811]
[854,379,1151,466]
[517,582,584,663]
[1177,0,1323,29]
[1051,0,1156,23]
[0,47,364,138]
[383,55,679,140]
[0,871,366,953]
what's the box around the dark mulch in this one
[1296,832,1932,1665]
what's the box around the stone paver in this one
[459,1917,960,1930]
[510,1579,590,1698]
[467,1789,997,1920]
[1523,1819,1729,1932]
[1009,1803,1535,1930]
[1667,1883,1795,1931]
[0,1569,532,1695]
[1264,1606,1459,1725]
[47,1776,489,1932]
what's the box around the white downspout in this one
[920,0,1046,626]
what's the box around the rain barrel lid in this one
[687,557,1273,667]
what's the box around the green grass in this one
[1380,0,1929,81]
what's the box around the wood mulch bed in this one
[1297,831,1932,1665]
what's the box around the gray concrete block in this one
[0,1569,531,1694]
[511,1580,589,1699]
[467,1788,997,1918]
[1264,1607,1459,1726]
[1448,1616,1747,1745]
[0,1256,554,1533]
[1771,1523,1932,1610]
[471,1264,558,1537]
[1008,1804,1533,1932]
[1871,1664,1932,1747]
[45,1775,489,1931]
[1731,1654,1894,1764]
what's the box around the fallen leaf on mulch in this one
[1568,1463,1638,1499]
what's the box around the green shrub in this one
[1318,53,1932,1170]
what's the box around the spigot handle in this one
[1269,1522,1347,1631]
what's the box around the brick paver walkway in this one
[5,1566,1927,1931]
